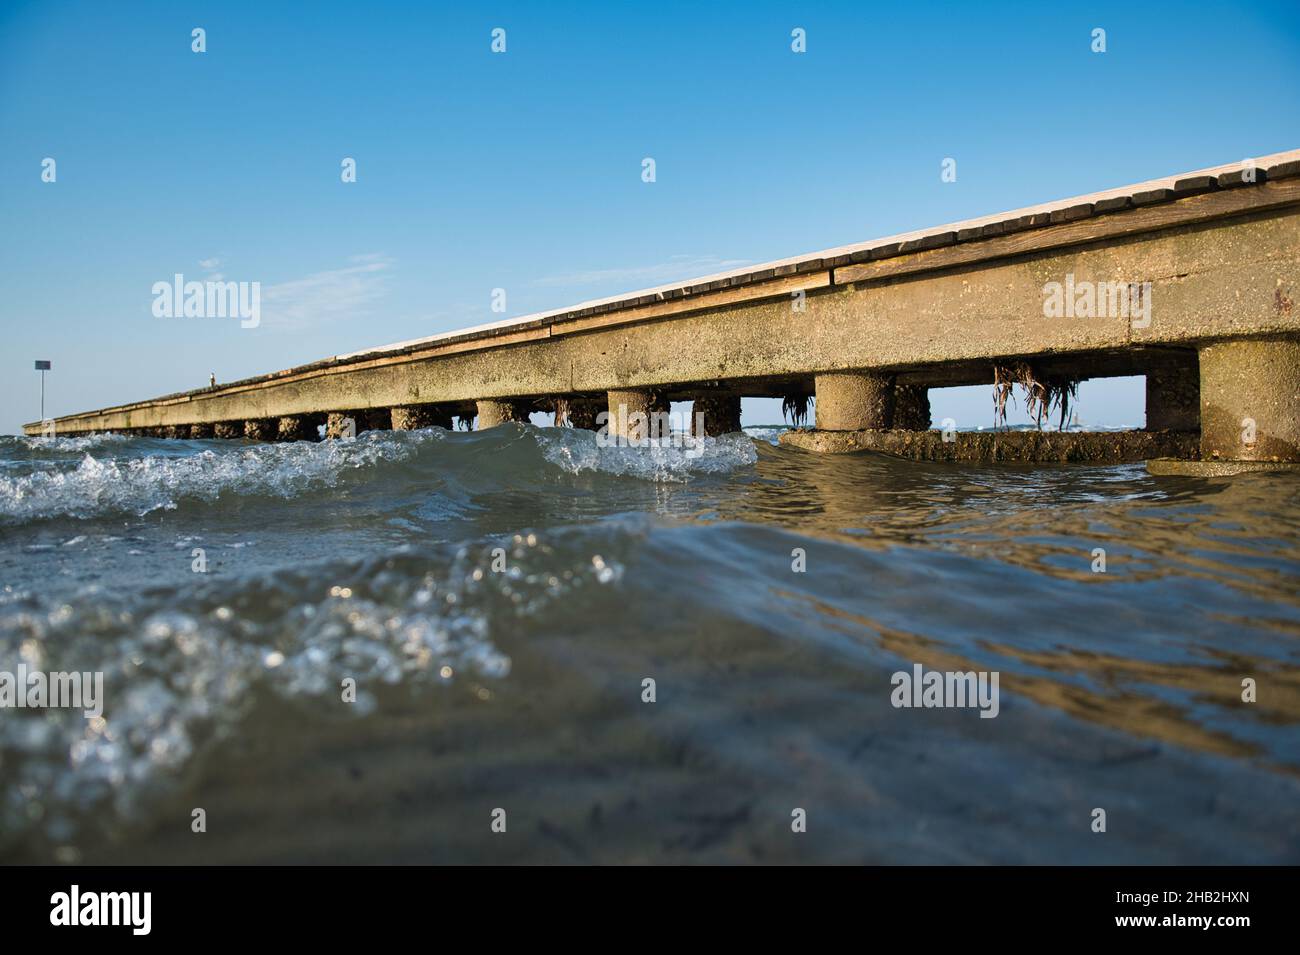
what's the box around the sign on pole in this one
[35,360,52,423]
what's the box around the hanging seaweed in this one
[782,393,813,428]
[992,363,1079,431]
[554,397,573,428]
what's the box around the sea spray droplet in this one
[0,535,619,852]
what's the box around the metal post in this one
[34,360,51,423]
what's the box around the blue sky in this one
[2,0,1298,434]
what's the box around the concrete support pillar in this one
[189,423,214,439]
[244,418,276,442]
[893,384,931,431]
[1145,361,1200,432]
[325,410,390,438]
[1199,337,1300,462]
[326,412,356,439]
[607,389,670,440]
[391,405,453,430]
[359,409,391,433]
[276,415,322,442]
[476,399,529,429]
[554,398,602,430]
[213,422,242,439]
[814,372,895,431]
[162,425,189,439]
[692,395,742,437]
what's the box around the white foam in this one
[0,430,445,525]
[537,429,758,482]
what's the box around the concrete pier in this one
[277,415,322,442]
[693,395,742,437]
[1146,359,1200,432]
[325,410,391,438]
[24,152,1300,470]
[555,398,602,430]
[608,389,669,440]
[815,373,894,431]
[1198,337,1300,465]
[189,423,214,439]
[244,419,276,441]
[390,405,452,430]
[893,385,931,432]
[476,399,529,429]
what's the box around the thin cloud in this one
[260,254,393,330]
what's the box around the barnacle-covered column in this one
[814,373,894,430]
[892,384,931,431]
[391,405,453,430]
[475,399,529,429]
[243,418,276,441]
[691,395,741,437]
[606,389,669,440]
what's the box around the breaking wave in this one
[0,426,759,527]
[0,532,625,853]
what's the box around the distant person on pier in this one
[209,373,216,388]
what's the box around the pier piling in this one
[693,395,742,437]
[390,405,453,430]
[893,385,932,432]
[475,399,529,429]
[607,389,669,440]
[1145,359,1200,432]
[244,419,276,441]
[815,373,895,431]
[276,415,323,442]
[1198,337,1300,465]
